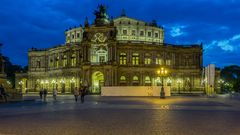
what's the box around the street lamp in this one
[176,79,182,94]
[40,80,44,89]
[18,80,23,93]
[51,80,56,90]
[70,77,76,93]
[218,79,225,92]
[60,79,65,93]
[157,67,168,98]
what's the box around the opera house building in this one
[16,5,204,94]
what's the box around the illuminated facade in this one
[16,5,203,94]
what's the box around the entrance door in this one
[92,71,104,94]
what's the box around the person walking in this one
[74,87,79,102]
[53,88,58,101]
[0,85,7,102]
[80,86,87,103]
[39,90,43,99]
[43,89,48,102]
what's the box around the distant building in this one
[16,5,204,94]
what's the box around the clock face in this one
[91,33,107,43]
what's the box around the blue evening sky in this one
[0,0,239,68]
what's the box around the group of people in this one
[0,84,8,102]
[39,89,48,101]
[38,86,88,103]
[74,86,87,103]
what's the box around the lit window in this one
[166,59,171,66]
[119,53,127,65]
[156,58,163,65]
[132,53,139,65]
[145,76,151,84]
[133,76,139,81]
[144,58,151,65]
[120,76,126,81]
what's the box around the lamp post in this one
[45,80,49,90]
[70,77,76,93]
[157,67,168,98]
[51,80,56,91]
[60,79,65,93]
[18,80,23,93]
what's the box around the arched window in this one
[55,56,59,68]
[49,58,53,68]
[71,54,76,66]
[133,76,139,81]
[120,76,126,81]
[145,76,151,83]
[63,55,67,67]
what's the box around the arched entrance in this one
[92,71,104,94]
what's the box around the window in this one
[67,36,70,41]
[123,29,127,35]
[145,76,151,84]
[131,30,136,36]
[155,33,159,38]
[132,53,139,65]
[144,58,151,65]
[63,55,67,67]
[166,59,171,66]
[119,53,127,65]
[55,56,59,68]
[72,34,75,39]
[148,32,152,37]
[77,33,80,38]
[37,61,40,68]
[140,31,144,36]
[49,59,53,68]
[120,76,126,81]
[156,58,163,65]
[71,54,76,66]
[133,76,139,81]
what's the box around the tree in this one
[221,65,240,92]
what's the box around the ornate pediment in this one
[91,33,107,43]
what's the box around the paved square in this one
[0,95,240,135]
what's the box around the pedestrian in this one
[80,86,87,103]
[43,89,48,101]
[53,88,58,101]
[0,84,7,102]
[73,87,79,102]
[39,90,43,99]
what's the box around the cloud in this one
[206,34,240,52]
[170,25,187,37]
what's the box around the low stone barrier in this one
[101,86,171,97]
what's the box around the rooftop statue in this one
[94,4,109,26]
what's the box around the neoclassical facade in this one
[16,5,203,94]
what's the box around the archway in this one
[92,71,104,94]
